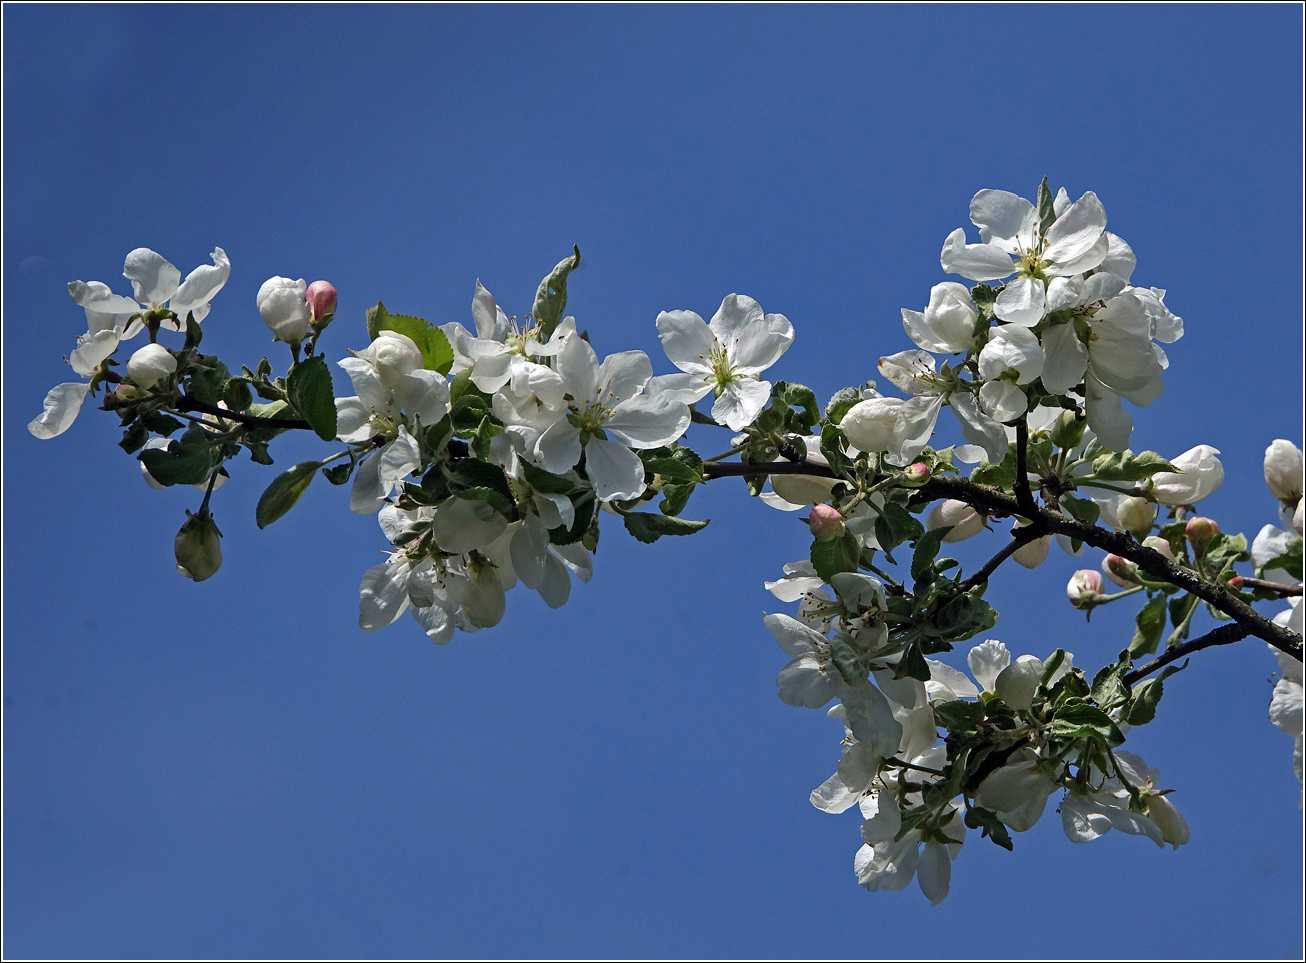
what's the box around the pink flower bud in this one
[902,462,931,487]
[306,280,337,327]
[807,503,846,541]
[1184,516,1220,546]
[1102,554,1140,588]
[1067,569,1104,608]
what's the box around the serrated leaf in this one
[1060,493,1101,525]
[222,377,254,413]
[1090,656,1132,712]
[772,381,820,431]
[964,805,1014,851]
[912,525,953,581]
[533,245,581,339]
[930,588,998,644]
[1259,536,1303,581]
[522,461,579,495]
[933,699,986,732]
[1090,449,1178,482]
[1124,661,1187,726]
[255,460,323,528]
[659,483,695,517]
[286,355,338,441]
[639,445,704,485]
[874,501,925,556]
[138,429,219,486]
[824,386,864,426]
[365,302,454,374]
[971,443,1017,489]
[141,411,184,436]
[322,462,354,485]
[118,422,148,454]
[1129,594,1167,657]
[811,531,861,581]
[187,356,231,406]
[448,458,515,506]
[1048,702,1125,746]
[183,313,203,350]
[1036,176,1057,234]
[622,511,709,543]
[892,643,932,681]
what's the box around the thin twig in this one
[1124,623,1251,685]
[176,395,311,430]
[1232,577,1303,597]
[1014,420,1036,517]
[959,523,1047,592]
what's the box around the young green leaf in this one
[286,355,338,441]
[622,511,709,544]
[255,459,324,528]
[533,245,581,338]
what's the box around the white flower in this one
[1067,569,1105,607]
[1149,445,1224,507]
[926,499,984,542]
[1268,626,1304,806]
[442,281,576,393]
[974,747,1060,832]
[977,324,1044,385]
[901,282,977,354]
[257,276,312,344]
[650,294,794,430]
[535,336,690,501]
[118,246,231,329]
[940,188,1109,326]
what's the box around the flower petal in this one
[122,248,181,305]
[655,309,715,375]
[28,382,91,439]
[583,437,647,501]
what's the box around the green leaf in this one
[183,313,203,350]
[256,460,323,528]
[1124,661,1187,726]
[244,439,274,465]
[1167,593,1199,643]
[448,458,515,507]
[964,805,1014,851]
[970,443,1017,489]
[1036,175,1057,234]
[187,356,231,406]
[639,445,704,486]
[811,531,861,581]
[1090,655,1132,712]
[874,501,925,558]
[1047,701,1125,746]
[1060,493,1101,525]
[912,525,953,581]
[658,483,695,518]
[424,414,454,454]
[824,385,865,425]
[141,411,184,437]
[470,414,504,460]
[829,635,870,686]
[550,491,596,545]
[1129,594,1168,657]
[892,643,932,681]
[1258,536,1303,581]
[322,462,354,485]
[533,245,582,338]
[622,511,709,544]
[1089,449,1178,482]
[772,381,820,431]
[933,699,986,732]
[365,302,454,374]
[522,462,579,495]
[222,377,254,413]
[450,393,493,433]
[286,355,338,441]
[819,423,856,480]
[138,429,219,486]
[118,421,148,454]
[930,588,999,644]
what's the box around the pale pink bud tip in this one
[1067,569,1104,608]
[1102,554,1140,587]
[1184,516,1220,545]
[807,503,846,541]
[903,463,930,485]
[306,280,337,324]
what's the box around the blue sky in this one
[4,5,1303,958]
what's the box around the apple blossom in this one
[257,276,312,344]
[174,512,222,581]
[306,280,337,329]
[1102,554,1140,587]
[1067,569,1104,608]
[1117,495,1156,536]
[808,504,846,541]
[927,499,984,542]
[1150,445,1224,506]
[126,343,178,389]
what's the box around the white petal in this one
[993,276,1046,327]
[535,420,583,474]
[710,378,772,431]
[69,329,120,377]
[1039,323,1089,394]
[552,542,593,583]
[606,394,692,447]
[471,280,508,341]
[378,428,421,484]
[338,357,393,413]
[924,659,979,701]
[350,452,388,514]
[970,190,1036,245]
[411,602,456,644]
[584,437,646,501]
[556,335,602,403]
[358,560,412,630]
[979,381,1028,423]
[655,309,715,374]
[967,640,1010,693]
[431,497,510,554]
[645,372,711,405]
[1084,374,1133,452]
[1042,191,1107,266]
[949,393,1007,465]
[764,612,825,657]
[510,512,552,590]
[595,350,653,406]
[122,248,181,305]
[335,397,373,443]
[28,382,91,439]
[169,247,231,321]
[917,841,951,906]
[939,228,1016,281]
[535,554,572,608]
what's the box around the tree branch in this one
[959,523,1047,592]
[1014,419,1036,517]
[1232,577,1303,597]
[1124,623,1251,685]
[699,457,1303,660]
[176,395,312,431]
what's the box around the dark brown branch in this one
[959,523,1047,592]
[1124,623,1251,685]
[1014,420,1036,517]
[1232,577,1303,597]
[700,457,1303,660]
[176,395,312,431]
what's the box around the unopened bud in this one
[1067,569,1104,608]
[1117,495,1156,536]
[1102,554,1140,587]
[1012,531,1051,569]
[807,503,846,541]
[1263,439,1304,504]
[901,462,931,487]
[306,280,337,330]
[113,384,142,403]
[257,276,311,344]
[1184,516,1220,547]
[1142,535,1176,562]
[175,511,223,582]
[1294,498,1304,537]
[1050,409,1086,449]
[126,343,177,389]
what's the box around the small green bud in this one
[1049,409,1086,449]
[175,511,223,581]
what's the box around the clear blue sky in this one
[4,5,1303,958]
